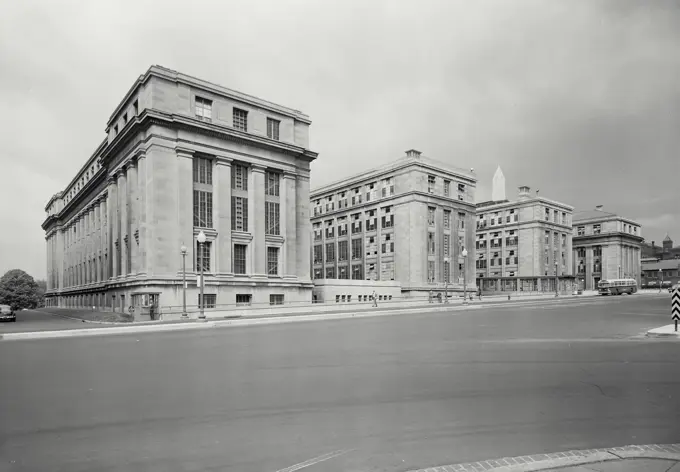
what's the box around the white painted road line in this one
[274,449,350,472]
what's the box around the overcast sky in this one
[1,0,679,280]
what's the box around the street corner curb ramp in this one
[407,443,680,472]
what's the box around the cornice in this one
[100,110,317,167]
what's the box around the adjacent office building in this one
[475,167,575,292]
[43,65,317,313]
[572,206,643,290]
[309,149,477,297]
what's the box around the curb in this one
[2,295,618,342]
[407,443,680,472]
[37,310,124,325]
[646,324,680,338]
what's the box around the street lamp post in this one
[554,261,559,297]
[444,257,449,303]
[659,268,663,293]
[618,265,621,279]
[180,244,188,318]
[462,248,468,305]
[197,231,207,321]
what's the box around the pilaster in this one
[283,171,297,278]
[118,166,128,277]
[215,157,232,276]
[136,152,148,276]
[251,164,267,277]
[295,172,311,280]
[127,159,139,275]
[108,175,119,279]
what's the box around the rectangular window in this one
[266,118,280,140]
[133,100,138,115]
[562,212,567,225]
[270,294,284,305]
[193,190,213,228]
[265,202,280,235]
[562,234,566,247]
[428,261,435,283]
[593,224,601,234]
[443,210,450,229]
[267,247,279,275]
[232,164,248,190]
[443,261,450,283]
[458,213,466,229]
[545,208,550,221]
[338,240,348,261]
[195,96,213,120]
[236,294,251,306]
[577,226,585,236]
[313,245,323,264]
[351,238,362,260]
[231,197,248,232]
[351,264,363,280]
[428,207,436,226]
[545,231,550,245]
[326,243,335,262]
[198,294,216,309]
[265,171,280,196]
[428,232,435,255]
[443,234,450,257]
[326,267,336,279]
[196,241,211,272]
[233,244,247,274]
[338,265,349,279]
[428,175,435,193]
[233,108,248,131]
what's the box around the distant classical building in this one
[475,176,575,293]
[309,149,477,298]
[572,206,643,290]
[42,65,317,314]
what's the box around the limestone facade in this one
[43,65,317,312]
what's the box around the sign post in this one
[672,287,680,332]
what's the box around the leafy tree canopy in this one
[0,269,42,311]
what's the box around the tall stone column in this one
[56,229,64,291]
[108,176,119,279]
[101,200,108,281]
[94,203,101,282]
[215,158,232,275]
[176,148,194,277]
[251,164,267,277]
[118,168,128,277]
[136,152,147,276]
[127,160,138,275]
[295,172,311,280]
[283,172,297,278]
[46,235,52,291]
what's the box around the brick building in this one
[309,149,477,297]
[475,185,575,293]
[42,65,317,314]
[572,206,643,291]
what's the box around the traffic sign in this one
[672,288,680,332]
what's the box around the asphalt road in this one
[0,294,677,472]
[0,308,87,333]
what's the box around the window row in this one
[194,96,281,141]
[193,242,281,276]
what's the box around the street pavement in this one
[0,294,677,472]
[0,308,90,333]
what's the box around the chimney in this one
[518,185,531,201]
[595,205,603,211]
[405,149,422,159]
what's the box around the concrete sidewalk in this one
[408,443,680,471]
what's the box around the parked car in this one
[0,304,16,322]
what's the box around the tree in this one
[0,269,42,311]
[35,279,47,308]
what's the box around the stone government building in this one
[309,149,478,298]
[43,65,317,313]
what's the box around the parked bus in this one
[598,278,638,295]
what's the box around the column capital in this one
[107,175,117,185]
[175,146,195,158]
[126,157,138,169]
[215,156,233,166]
[250,163,267,174]
[282,170,297,179]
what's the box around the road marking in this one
[274,449,351,472]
